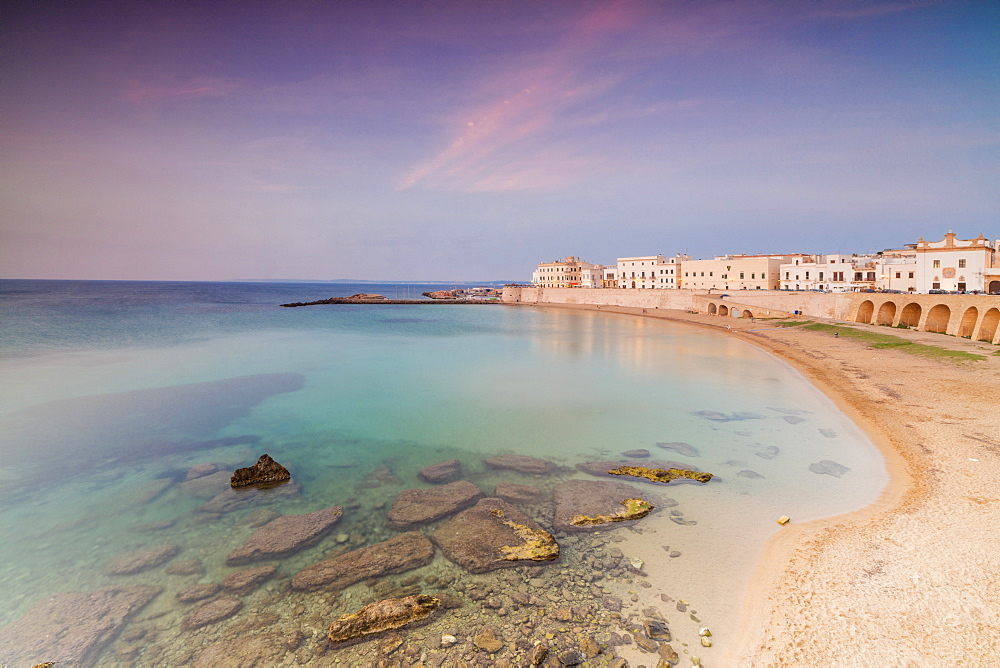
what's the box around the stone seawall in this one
[502,287,1000,344]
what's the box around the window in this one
[709,272,713,277]
[933,260,941,268]
[805,271,810,279]
[932,282,941,289]
[895,272,901,279]
[818,272,823,280]
[739,272,744,279]
[959,259,966,268]
[908,272,914,279]
[785,272,789,279]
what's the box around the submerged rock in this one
[230,454,291,488]
[809,460,851,477]
[432,498,559,573]
[105,544,179,575]
[656,442,699,457]
[387,480,482,528]
[783,415,807,425]
[737,470,765,480]
[328,594,439,643]
[755,446,780,460]
[0,585,160,666]
[418,459,462,484]
[226,506,343,565]
[608,465,713,484]
[184,462,221,481]
[176,583,220,603]
[484,454,556,475]
[182,596,243,630]
[554,480,670,533]
[200,480,299,514]
[494,483,543,503]
[193,633,285,668]
[622,449,650,458]
[292,531,434,591]
[222,565,277,594]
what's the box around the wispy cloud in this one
[122,77,238,105]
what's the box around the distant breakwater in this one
[280,298,503,307]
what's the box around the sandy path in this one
[514,302,1000,666]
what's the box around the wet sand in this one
[520,302,1000,665]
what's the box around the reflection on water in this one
[0,283,887,666]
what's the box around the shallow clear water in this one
[0,281,887,665]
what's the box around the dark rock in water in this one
[783,415,807,425]
[176,583,220,603]
[622,449,650,458]
[530,643,549,665]
[484,454,556,475]
[558,649,586,665]
[495,483,543,503]
[809,460,851,477]
[658,643,680,664]
[387,480,482,528]
[754,446,780,460]
[432,498,559,573]
[577,459,692,478]
[656,442,699,457]
[0,585,160,666]
[230,454,291,488]
[222,565,277,594]
[200,480,299,513]
[418,459,462,484]
[193,633,285,668]
[737,470,765,479]
[608,465,713,484]
[819,428,838,438]
[292,531,434,591]
[693,410,731,422]
[185,462,221,481]
[644,618,672,641]
[473,627,504,652]
[105,544,179,575]
[328,594,439,643]
[182,596,242,630]
[553,480,668,533]
[226,506,343,565]
[732,411,765,420]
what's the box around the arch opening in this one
[856,300,875,323]
[899,303,921,328]
[989,280,1000,295]
[876,301,897,326]
[925,304,950,333]
[958,307,978,338]
[719,305,729,316]
[979,308,1000,343]
[708,303,717,315]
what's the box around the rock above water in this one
[484,454,556,475]
[809,460,851,477]
[230,454,291,488]
[226,506,343,565]
[105,544,179,575]
[577,459,690,478]
[223,565,277,594]
[328,594,439,643]
[608,465,713,484]
[432,498,559,573]
[418,459,462,484]
[292,531,435,591]
[0,585,160,666]
[387,480,482,528]
[656,442,699,457]
[182,596,243,630]
[553,480,669,533]
[494,483,543,503]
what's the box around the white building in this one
[532,256,604,288]
[616,254,689,289]
[909,232,997,293]
[780,254,883,292]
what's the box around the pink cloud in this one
[122,78,238,105]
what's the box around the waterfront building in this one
[779,254,890,292]
[616,254,689,289]
[907,232,997,293]
[682,255,792,290]
[532,257,606,288]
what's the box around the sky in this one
[2,0,998,281]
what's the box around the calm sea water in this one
[0,280,887,665]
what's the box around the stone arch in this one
[899,302,921,328]
[989,280,1000,295]
[743,310,754,319]
[978,308,999,343]
[958,307,978,338]
[855,300,875,323]
[708,303,717,315]
[875,301,897,326]
[925,304,950,333]
[719,304,729,316]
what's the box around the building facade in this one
[532,256,604,288]
[910,232,997,293]
[616,254,689,289]
[682,255,790,290]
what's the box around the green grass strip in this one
[802,323,985,361]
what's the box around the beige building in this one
[682,255,792,290]
[779,254,899,292]
[909,232,997,293]
[616,254,689,289]
[532,256,604,288]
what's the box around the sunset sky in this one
[3,0,997,281]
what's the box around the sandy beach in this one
[524,302,1000,666]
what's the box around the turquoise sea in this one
[0,280,887,666]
